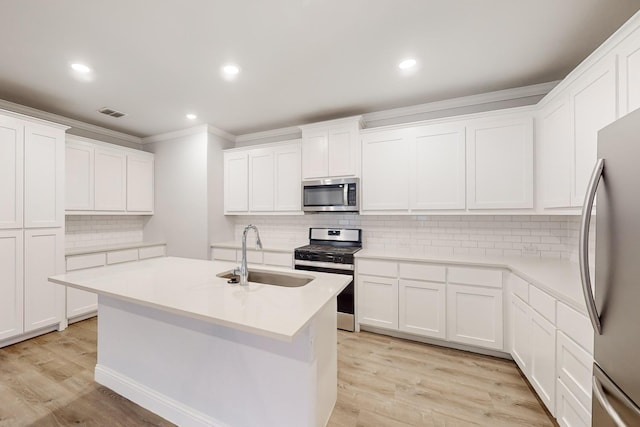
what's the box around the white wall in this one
[233,214,592,261]
[207,130,235,245]
[143,131,210,259]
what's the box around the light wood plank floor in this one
[0,318,556,426]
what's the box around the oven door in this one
[294,263,354,331]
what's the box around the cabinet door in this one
[556,379,591,427]
[327,126,356,177]
[249,149,274,212]
[399,279,446,339]
[126,153,154,213]
[24,124,64,227]
[570,57,617,206]
[447,284,504,350]
[67,288,98,319]
[274,143,301,211]
[65,140,94,211]
[301,130,328,179]
[94,147,127,211]
[530,309,557,414]
[540,98,572,208]
[224,151,249,213]
[467,116,533,209]
[618,27,640,117]
[557,331,593,412]
[361,129,410,211]
[24,228,64,333]
[0,116,23,229]
[410,124,466,210]
[511,294,532,375]
[357,274,398,329]
[0,230,23,340]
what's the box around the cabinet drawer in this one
[138,245,166,260]
[556,379,590,427]
[509,274,529,302]
[66,252,106,271]
[448,267,502,288]
[245,250,263,264]
[263,251,292,268]
[557,302,594,354]
[529,285,556,324]
[399,263,445,282]
[212,247,237,262]
[106,249,138,265]
[557,331,593,411]
[357,259,397,278]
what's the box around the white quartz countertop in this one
[49,256,350,341]
[210,241,301,253]
[66,241,167,257]
[355,250,587,315]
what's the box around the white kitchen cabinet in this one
[447,283,503,350]
[410,124,466,210]
[224,141,301,214]
[510,294,532,374]
[0,230,23,340]
[557,331,593,412]
[530,308,557,415]
[570,57,617,206]
[273,143,301,211]
[556,378,591,427]
[65,140,94,210]
[301,117,362,179]
[94,147,127,211]
[467,115,533,209]
[540,97,573,208]
[23,228,64,333]
[249,148,275,212]
[138,245,166,260]
[399,279,446,339]
[357,274,398,330]
[224,151,249,213]
[24,124,64,228]
[361,129,410,211]
[65,253,104,320]
[0,116,23,229]
[617,26,640,117]
[126,152,154,213]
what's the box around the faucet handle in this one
[232,267,241,277]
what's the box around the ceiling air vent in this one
[97,107,127,118]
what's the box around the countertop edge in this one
[66,241,167,257]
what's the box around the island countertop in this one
[49,256,350,342]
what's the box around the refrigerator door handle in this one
[580,158,604,334]
[593,364,640,427]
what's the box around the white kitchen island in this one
[49,257,350,427]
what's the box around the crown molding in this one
[235,126,301,144]
[363,81,559,124]
[0,98,141,143]
[141,124,235,144]
[206,124,235,142]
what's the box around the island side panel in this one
[94,295,334,427]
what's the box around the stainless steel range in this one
[294,228,362,332]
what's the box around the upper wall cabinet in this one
[224,140,302,215]
[618,26,640,117]
[0,112,66,230]
[66,137,154,215]
[300,116,362,180]
[540,97,572,208]
[467,115,533,209]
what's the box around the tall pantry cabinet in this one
[0,110,67,343]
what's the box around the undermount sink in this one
[217,268,314,287]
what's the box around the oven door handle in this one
[294,260,354,271]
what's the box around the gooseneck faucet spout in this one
[240,224,262,285]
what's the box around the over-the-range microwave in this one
[302,178,359,213]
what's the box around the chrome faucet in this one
[239,224,262,285]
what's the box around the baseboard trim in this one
[94,364,229,427]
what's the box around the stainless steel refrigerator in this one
[580,107,640,426]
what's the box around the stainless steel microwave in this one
[302,178,359,212]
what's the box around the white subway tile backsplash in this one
[65,215,145,249]
[234,215,590,261]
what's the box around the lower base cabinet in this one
[556,378,591,427]
[357,274,398,329]
[0,230,24,341]
[446,284,503,350]
[530,309,557,413]
[399,279,446,339]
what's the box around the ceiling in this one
[1,1,639,139]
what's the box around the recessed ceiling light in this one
[223,64,240,76]
[71,63,91,73]
[186,113,197,120]
[398,59,417,70]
